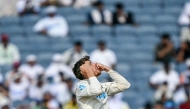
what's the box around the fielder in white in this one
[72,56,131,109]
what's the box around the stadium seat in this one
[139,35,160,45]
[70,25,90,36]
[0,16,20,25]
[132,63,154,72]
[66,14,86,25]
[155,15,177,26]
[135,15,154,25]
[158,25,179,35]
[115,25,137,36]
[136,25,157,36]
[57,7,78,15]
[164,7,182,17]
[139,6,162,15]
[0,65,12,76]
[142,0,161,7]
[21,15,40,25]
[91,25,112,36]
[0,26,23,36]
[116,35,138,44]
[164,0,184,7]
[116,63,131,74]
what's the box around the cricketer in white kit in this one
[72,56,130,109]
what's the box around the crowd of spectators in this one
[0,0,190,109]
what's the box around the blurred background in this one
[0,0,190,109]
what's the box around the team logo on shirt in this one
[96,92,107,100]
[79,85,86,90]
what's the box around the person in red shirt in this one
[180,93,190,109]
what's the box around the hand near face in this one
[96,63,111,72]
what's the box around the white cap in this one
[26,54,37,62]
[185,58,190,67]
[45,6,57,14]
[52,53,62,62]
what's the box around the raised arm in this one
[96,64,130,96]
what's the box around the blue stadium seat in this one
[155,15,177,26]
[26,36,50,44]
[70,25,90,36]
[123,0,140,8]
[0,65,12,76]
[139,35,160,45]
[0,16,20,25]
[21,15,40,25]
[158,25,179,35]
[91,25,112,36]
[0,26,23,36]
[132,63,154,72]
[116,63,131,75]
[115,25,137,36]
[116,35,138,44]
[102,0,120,5]
[135,15,154,25]
[136,25,157,36]
[66,14,86,25]
[57,7,78,15]
[130,52,154,62]
[142,0,161,7]
[141,7,162,15]
[164,7,182,17]
[164,0,184,7]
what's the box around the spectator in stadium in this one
[0,85,9,103]
[45,54,74,80]
[5,62,23,87]
[0,34,20,66]
[113,3,135,25]
[154,101,164,109]
[64,94,78,109]
[29,78,46,102]
[9,73,29,101]
[41,0,60,6]
[154,33,174,64]
[179,89,190,109]
[180,58,190,84]
[33,6,69,37]
[108,93,130,109]
[73,0,92,9]
[178,2,190,25]
[42,92,59,109]
[16,0,41,16]
[88,1,112,25]
[180,17,190,42]
[174,81,189,106]
[149,63,180,92]
[176,41,190,63]
[19,54,44,83]
[91,40,117,69]
[62,41,88,68]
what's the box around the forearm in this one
[107,69,130,90]
[88,77,102,95]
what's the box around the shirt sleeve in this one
[109,50,117,65]
[105,70,130,96]
[150,72,159,84]
[13,45,20,62]
[33,19,45,32]
[75,77,103,97]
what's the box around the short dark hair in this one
[161,33,170,39]
[95,1,103,6]
[98,40,106,46]
[74,41,82,46]
[72,56,90,80]
[116,3,123,9]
